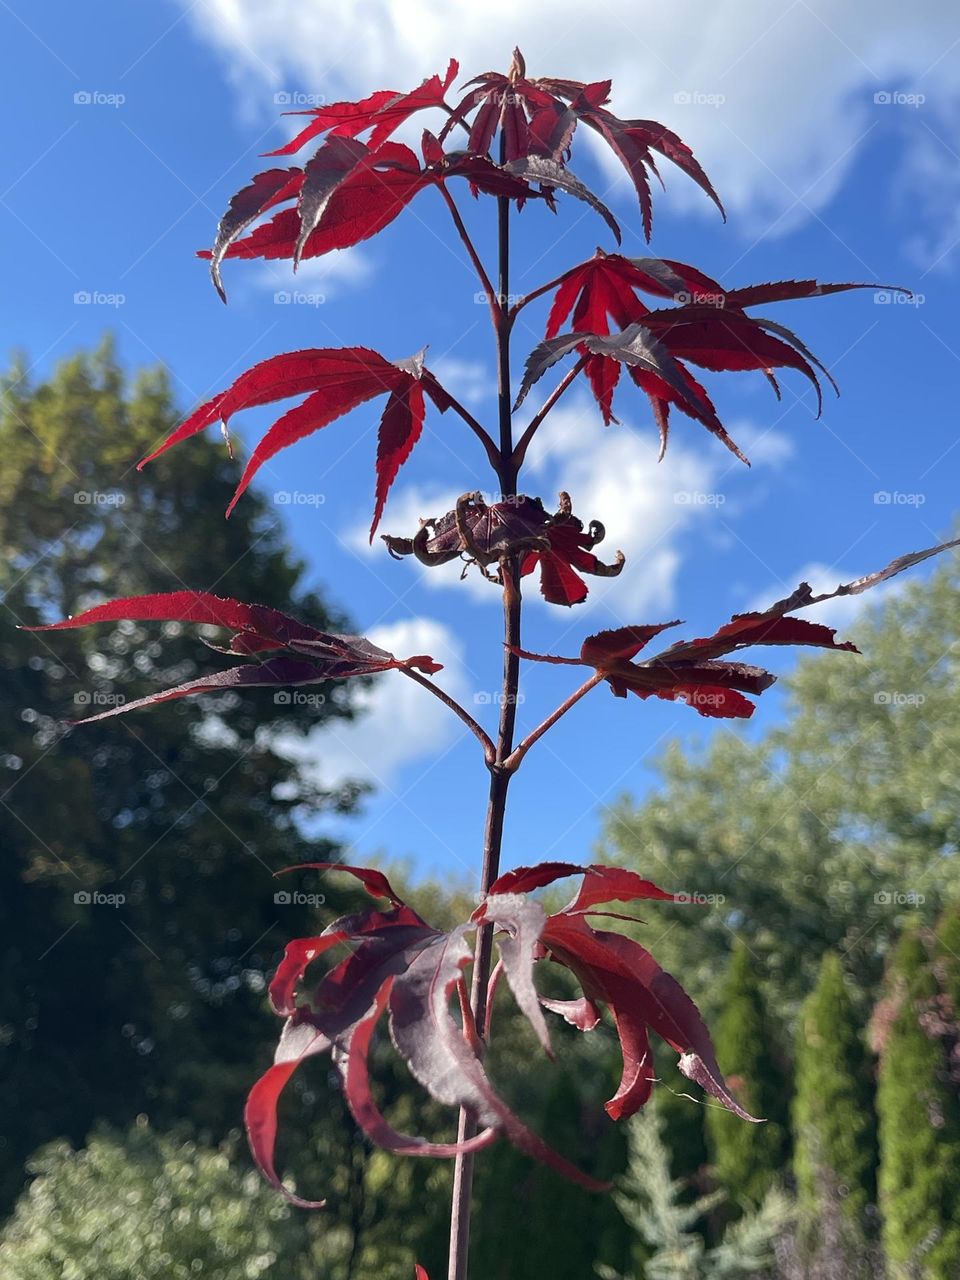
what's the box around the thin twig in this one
[503,672,604,772]
[401,667,496,764]
[511,355,588,472]
[438,184,500,328]
[439,389,502,473]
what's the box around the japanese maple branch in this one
[401,667,496,763]
[447,128,522,1280]
[511,354,588,471]
[502,671,604,772]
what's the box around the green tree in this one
[0,340,364,1210]
[792,952,877,1227]
[0,1121,314,1278]
[875,928,960,1278]
[598,1104,791,1280]
[705,941,790,1208]
[600,551,960,1021]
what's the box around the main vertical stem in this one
[446,130,520,1280]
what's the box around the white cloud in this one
[272,617,471,789]
[250,246,373,298]
[429,356,492,406]
[179,1,960,237]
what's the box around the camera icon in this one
[874,890,892,904]
[674,891,692,904]
[673,91,692,105]
[73,91,92,105]
[74,691,91,705]
[274,890,292,904]
[274,691,291,705]
[274,291,291,305]
[274,91,292,105]
[73,490,91,504]
[273,491,291,504]
[874,91,891,105]
[73,891,91,904]
[874,691,891,705]
[74,291,91,305]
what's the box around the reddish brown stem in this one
[502,672,603,772]
[511,355,588,471]
[447,125,521,1280]
[401,667,496,763]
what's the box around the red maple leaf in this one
[515,539,960,719]
[25,592,441,722]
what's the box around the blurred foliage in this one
[874,926,960,1279]
[704,941,790,1211]
[792,952,877,1230]
[0,340,365,1210]
[597,1104,791,1280]
[0,1121,314,1279]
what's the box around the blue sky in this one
[4,1,960,885]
